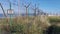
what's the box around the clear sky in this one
[0,0,60,14]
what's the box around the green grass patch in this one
[48,17,60,23]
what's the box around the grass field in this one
[0,16,60,34]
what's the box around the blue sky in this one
[0,0,60,14]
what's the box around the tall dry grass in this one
[0,16,51,34]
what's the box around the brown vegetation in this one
[1,16,59,34]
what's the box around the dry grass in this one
[0,16,52,34]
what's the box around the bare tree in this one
[31,4,38,16]
[37,8,40,15]
[23,3,31,17]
